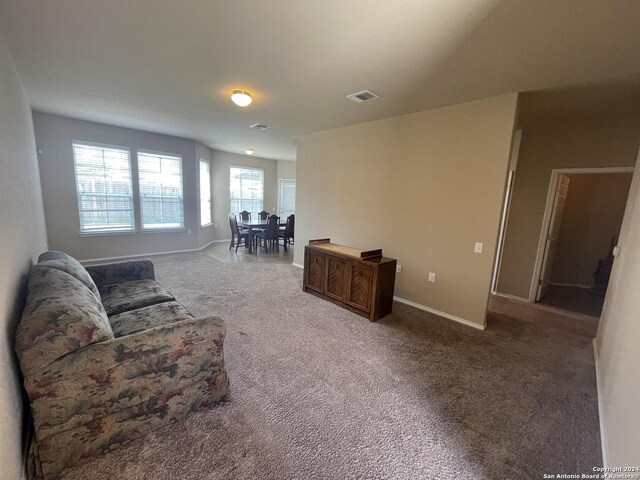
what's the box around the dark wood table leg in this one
[248,225,254,253]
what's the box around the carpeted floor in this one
[538,285,605,318]
[62,251,601,480]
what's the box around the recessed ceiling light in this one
[231,90,252,107]
[245,148,254,155]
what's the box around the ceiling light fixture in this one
[231,90,252,107]
[245,148,254,155]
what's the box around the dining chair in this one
[253,215,280,253]
[278,214,295,251]
[229,214,249,252]
[237,210,251,232]
[258,210,269,221]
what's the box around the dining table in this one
[237,218,286,253]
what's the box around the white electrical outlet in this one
[428,272,436,282]
[396,265,402,273]
[187,228,192,235]
[474,242,483,254]
[214,223,218,228]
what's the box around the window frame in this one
[229,165,265,219]
[199,159,213,227]
[72,140,136,235]
[137,149,185,232]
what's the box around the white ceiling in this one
[1,0,639,161]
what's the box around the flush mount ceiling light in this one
[245,148,254,155]
[231,90,252,107]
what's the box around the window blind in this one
[230,166,264,218]
[72,142,134,233]
[138,151,184,229]
[199,160,212,226]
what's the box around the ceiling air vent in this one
[250,123,270,131]
[346,90,379,103]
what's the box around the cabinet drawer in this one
[324,256,348,301]
[305,251,325,293]
[346,263,373,312]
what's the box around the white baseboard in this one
[292,263,304,269]
[80,238,225,264]
[492,291,529,302]
[593,338,608,466]
[550,282,591,289]
[393,296,486,331]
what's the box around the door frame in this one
[527,166,635,302]
[491,129,522,294]
[278,178,295,217]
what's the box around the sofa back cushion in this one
[16,265,114,375]
[38,251,100,299]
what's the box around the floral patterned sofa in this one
[15,251,229,479]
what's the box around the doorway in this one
[278,179,296,218]
[531,167,633,316]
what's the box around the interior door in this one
[537,174,570,301]
[278,179,296,218]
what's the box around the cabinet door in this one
[305,252,325,293]
[324,256,348,300]
[346,263,373,312]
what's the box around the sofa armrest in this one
[86,259,155,288]
[25,316,226,437]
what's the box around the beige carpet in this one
[61,251,601,480]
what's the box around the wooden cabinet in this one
[303,239,397,322]
[305,251,325,293]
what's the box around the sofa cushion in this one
[16,266,114,375]
[100,279,175,316]
[108,301,194,337]
[37,254,101,299]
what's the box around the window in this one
[137,150,184,230]
[199,159,212,226]
[72,142,135,233]
[230,166,264,218]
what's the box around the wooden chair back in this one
[285,214,295,238]
[264,215,280,238]
[258,210,269,221]
[239,210,251,221]
[229,214,241,236]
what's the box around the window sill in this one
[200,223,213,229]
[140,228,187,234]
[79,230,137,237]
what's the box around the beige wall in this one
[552,173,632,287]
[0,30,48,480]
[210,150,278,241]
[277,160,296,179]
[498,117,640,299]
[295,94,518,327]
[33,112,202,261]
[595,151,640,466]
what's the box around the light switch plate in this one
[474,242,483,254]
[396,265,402,273]
[428,272,436,282]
